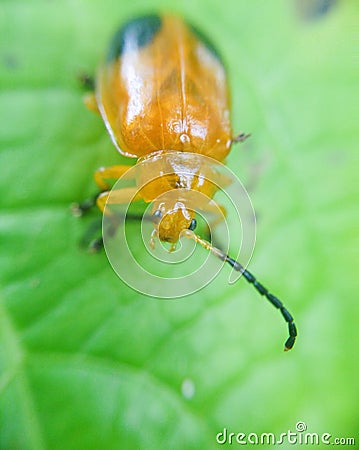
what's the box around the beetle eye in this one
[152,209,162,223]
[188,219,197,231]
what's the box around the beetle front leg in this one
[85,187,143,252]
[71,165,136,218]
[94,164,133,191]
[96,187,142,213]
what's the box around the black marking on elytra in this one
[107,14,162,61]
[189,23,223,63]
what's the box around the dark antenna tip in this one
[183,232,298,351]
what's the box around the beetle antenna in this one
[183,231,297,351]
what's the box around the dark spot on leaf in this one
[2,54,19,69]
[295,0,337,21]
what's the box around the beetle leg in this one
[94,164,133,191]
[191,201,226,243]
[202,201,226,244]
[76,188,144,252]
[232,131,251,144]
[201,200,227,229]
[71,193,99,217]
[78,72,99,114]
[89,236,104,253]
[72,165,135,215]
[83,92,100,114]
[78,73,95,90]
[96,187,142,214]
[71,166,136,217]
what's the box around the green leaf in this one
[1,1,357,449]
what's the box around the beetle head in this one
[151,198,196,245]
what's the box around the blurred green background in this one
[0,0,357,449]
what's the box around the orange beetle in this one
[76,14,297,350]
